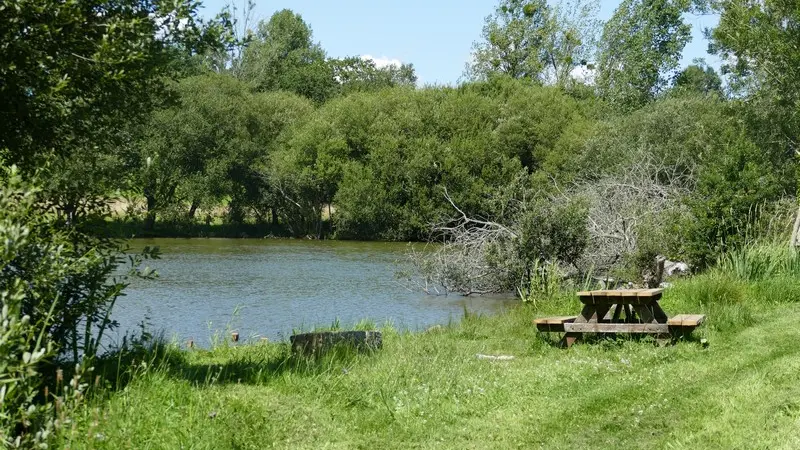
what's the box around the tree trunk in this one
[271,207,278,226]
[791,203,800,247]
[328,203,333,237]
[188,199,200,219]
[144,194,157,231]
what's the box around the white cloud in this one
[361,54,403,69]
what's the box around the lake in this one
[110,238,515,346]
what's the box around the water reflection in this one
[111,239,515,346]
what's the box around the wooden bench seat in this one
[534,316,577,332]
[667,314,706,327]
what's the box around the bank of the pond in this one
[98,218,297,239]
[60,277,800,449]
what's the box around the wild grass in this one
[57,243,800,449]
[717,242,800,282]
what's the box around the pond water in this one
[110,239,515,347]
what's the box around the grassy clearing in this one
[59,264,800,449]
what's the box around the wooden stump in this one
[290,330,383,356]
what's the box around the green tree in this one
[0,0,232,169]
[673,63,723,95]
[710,0,800,150]
[239,9,335,103]
[544,0,602,86]
[131,73,313,228]
[466,0,600,86]
[274,80,590,240]
[466,0,555,82]
[596,0,692,109]
[331,57,417,94]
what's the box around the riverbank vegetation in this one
[2,0,800,446]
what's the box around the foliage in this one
[673,63,723,95]
[0,169,117,447]
[239,9,335,103]
[710,0,800,162]
[596,0,692,109]
[404,173,588,296]
[466,0,555,82]
[273,80,589,240]
[682,135,789,267]
[0,0,234,170]
[0,168,159,361]
[331,56,417,95]
[466,0,599,86]
[129,73,313,228]
[574,93,793,270]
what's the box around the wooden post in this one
[231,332,239,343]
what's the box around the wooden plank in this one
[564,323,670,334]
[602,290,624,297]
[579,296,658,306]
[667,314,706,327]
[547,316,577,324]
[533,316,577,325]
[636,288,664,298]
[536,323,567,332]
[633,304,656,323]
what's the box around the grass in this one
[57,244,800,449]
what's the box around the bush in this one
[0,167,158,361]
[0,169,94,446]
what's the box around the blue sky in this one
[201,0,720,85]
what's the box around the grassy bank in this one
[58,254,800,449]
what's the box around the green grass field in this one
[59,263,800,449]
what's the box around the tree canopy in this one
[596,0,692,109]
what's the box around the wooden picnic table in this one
[534,289,704,347]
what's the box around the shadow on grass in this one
[91,338,378,392]
[536,331,706,349]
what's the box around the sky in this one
[200,0,721,86]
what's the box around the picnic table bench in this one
[534,289,704,347]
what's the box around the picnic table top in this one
[576,288,664,298]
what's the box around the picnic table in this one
[534,289,704,347]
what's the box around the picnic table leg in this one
[562,333,580,348]
[561,303,597,348]
[651,302,669,323]
[611,303,623,322]
[624,304,635,323]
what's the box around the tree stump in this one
[290,330,383,356]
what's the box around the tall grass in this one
[717,242,800,282]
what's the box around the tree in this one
[131,73,313,228]
[331,57,417,94]
[466,0,600,86]
[673,62,723,95]
[0,0,232,170]
[710,0,800,149]
[544,0,602,86]
[709,0,800,242]
[596,0,692,109]
[238,9,335,103]
[466,0,555,82]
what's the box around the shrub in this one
[0,169,93,446]
[0,167,158,361]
